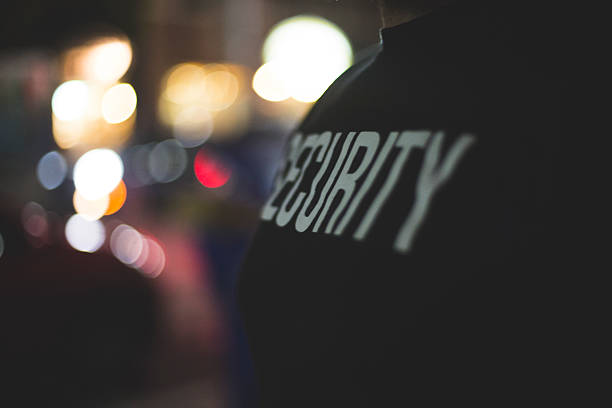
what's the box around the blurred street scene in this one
[0,0,380,406]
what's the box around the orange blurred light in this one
[105,180,127,215]
[194,149,231,188]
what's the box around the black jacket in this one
[239,2,565,406]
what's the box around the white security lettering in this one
[260,128,477,255]
[276,134,319,227]
[312,132,357,232]
[334,131,399,236]
[261,134,304,221]
[295,132,336,232]
[320,131,380,234]
[393,132,476,253]
[353,130,431,241]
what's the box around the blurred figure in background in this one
[239,0,567,406]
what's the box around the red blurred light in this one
[194,149,231,188]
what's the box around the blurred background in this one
[0,0,380,406]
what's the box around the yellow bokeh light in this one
[203,69,240,111]
[255,15,353,103]
[163,63,208,105]
[263,16,352,68]
[52,115,89,149]
[158,62,248,140]
[73,190,110,221]
[161,62,240,111]
[102,83,137,124]
[54,35,136,151]
[287,64,340,103]
[80,37,133,83]
[252,61,291,102]
[53,113,134,152]
[52,81,134,151]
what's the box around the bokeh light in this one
[125,144,155,187]
[52,81,134,150]
[101,83,137,124]
[110,224,144,265]
[173,106,214,148]
[64,214,105,253]
[203,68,240,111]
[105,180,127,215]
[255,15,353,103]
[252,61,291,102]
[131,234,150,269]
[52,119,83,149]
[22,202,48,238]
[73,148,124,200]
[148,139,188,183]
[79,37,133,83]
[164,63,208,105]
[110,225,165,278]
[36,151,68,190]
[194,149,231,188]
[158,62,248,142]
[51,80,89,121]
[73,190,109,221]
[138,237,166,278]
[53,37,135,151]
[162,63,239,110]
